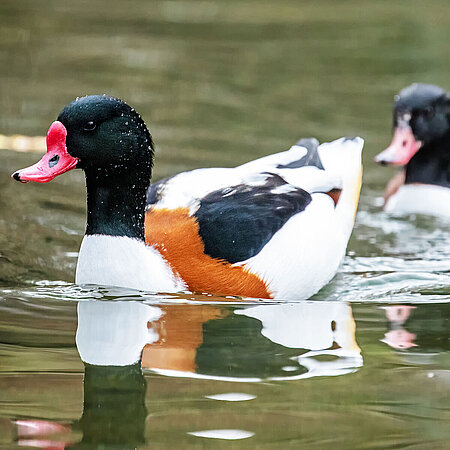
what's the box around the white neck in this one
[75,235,186,292]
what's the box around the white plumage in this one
[147,137,363,300]
[385,184,450,218]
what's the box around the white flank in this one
[241,138,363,300]
[385,184,450,218]
[241,193,346,300]
[75,235,186,292]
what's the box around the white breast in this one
[385,184,450,218]
[75,235,186,292]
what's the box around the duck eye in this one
[424,106,435,120]
[84,121,96,131]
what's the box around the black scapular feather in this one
[194,174,312,263]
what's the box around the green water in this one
[0,0,449,448]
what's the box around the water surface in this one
[0,0,449,448]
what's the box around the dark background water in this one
[0,0,449,448]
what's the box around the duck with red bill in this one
[11,121,79,183]
[10,94,364,299]
[375,83,450,217]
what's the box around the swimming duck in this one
[375,83,450,217]
[12,95,363,300]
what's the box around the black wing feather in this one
[194,174,312,264]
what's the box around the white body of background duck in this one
[13,95,363,300]
[375,83,450,218]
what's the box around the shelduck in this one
[12,95,363,300]
[76,300,362,377]
[375,83,450,218]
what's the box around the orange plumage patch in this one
[142,305,225,372]
[145,207,271,299]
[326,188,342,206]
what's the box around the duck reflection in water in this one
[381,305,418,350]
[381,304,450,366]
[16,299,362,448]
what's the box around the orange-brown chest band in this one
[145,208,271,299]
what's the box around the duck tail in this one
[318,137,363,235]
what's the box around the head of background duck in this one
[375,83,449,166]
[12,95,155,239]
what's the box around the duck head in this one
[375,83,449,166]
[12,95,155,240]
[12,95,154,183]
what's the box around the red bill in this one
[375,126,422,166]
[11,121,79,183]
